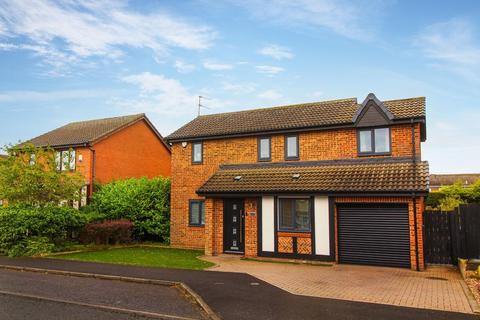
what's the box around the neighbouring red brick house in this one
[166,93,429,271]
[27,113,171,205]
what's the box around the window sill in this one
[277,229,311,233]
[284,157,299,161]
[189,224,205,228]
[258,158,271,162]
[358,152,391,157]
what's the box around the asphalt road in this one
[0,268,205,320]
[0,257,477,320]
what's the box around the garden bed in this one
[50,245,215,270]
[465,271,480,306]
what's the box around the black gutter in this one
[197,191,429,198]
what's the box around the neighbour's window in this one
[358,128,391,155]
[55,150,76,171]
[278,198,311,232]
[258,137,271,161]
[285,135,299,160]
[189,200,205,226]
[192,142,203,164]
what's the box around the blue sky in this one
[0,0,479,173]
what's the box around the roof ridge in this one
[383,96,425,103]
[66,113,145,126]
[197,97,358,118]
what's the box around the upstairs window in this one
[192,142,203,164]
[55,150,76,171]
[358,127,391,155]
[189,200,205,226]
[258,137,271,161]
[284,135,299,160]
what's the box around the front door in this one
[223,199,245,253]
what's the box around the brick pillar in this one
[416,197,425,271]
[409,197,425,271]
[244,198,258,257]
[204,198,214,256]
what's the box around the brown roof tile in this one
[167,96,425,141]
[430,174,480,187]
[197,159,429,194]
[27,114,146,148]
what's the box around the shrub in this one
[0,207,86,257]
[79,220,133,245]
[426,180,480,210]
[90,177,170,243]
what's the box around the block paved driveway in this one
[0,256,476,320]
[205,255,476,314]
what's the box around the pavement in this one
[0,256,477,320]
[204,255,475,314]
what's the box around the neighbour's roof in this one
[197,158,429,194]
[167,95,426,141]
[26,113,168,149]
[430,174,480,187]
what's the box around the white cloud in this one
[0,0,216,74]
[0,89,108,103]
[311,91,324,99]
[255,65,284,76]
[259,44,293,60]
[258,89,283,100]
[116,72,236,118]
[118,72,196,116]
[174,60,195,74]
[414,18,480,81]
[232,0,385,41]
[203,61,234,71]
[222,82,256,94]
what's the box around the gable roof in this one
[26,114,169,150]
[197,158,429,195]
[166,94,426,142]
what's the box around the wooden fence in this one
[424,203,480,265]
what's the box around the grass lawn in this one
[51,246,215,270]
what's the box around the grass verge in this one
[50,246,215,270]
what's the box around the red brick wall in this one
[335,196,425,271]
[170,124,422,250]
[93,119,171,184]
[244,198,258,257]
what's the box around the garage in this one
[337,203,411,268]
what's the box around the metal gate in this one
[337,203,411,268]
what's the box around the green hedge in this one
[89,177,170,243]
[0,207,87,257]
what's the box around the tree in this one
[0,144,84,208]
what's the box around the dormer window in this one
[358,127,391,155]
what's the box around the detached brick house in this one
[166,93,429,270]
[27,113,171,205]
